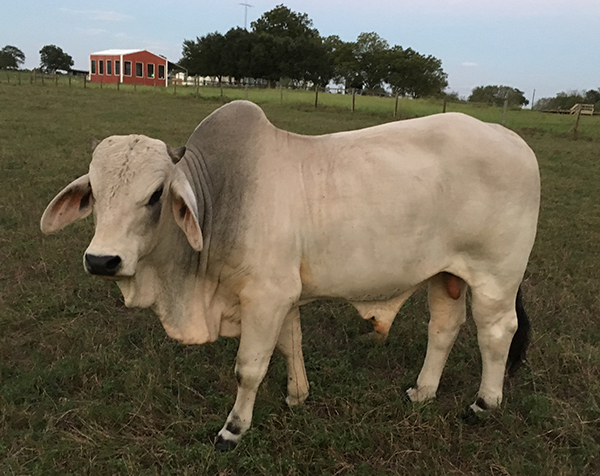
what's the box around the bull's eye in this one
[147,186,164,207]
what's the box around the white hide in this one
[41,101,540,449]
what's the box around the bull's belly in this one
[299,251,446,302]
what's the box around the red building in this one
[89,49,168,87]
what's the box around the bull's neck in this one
[149,148,223,343]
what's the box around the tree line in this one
[0,44,73,73]
[179,4,448,98]
[534,89,600,111]
[467,85,529,107]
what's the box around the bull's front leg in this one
[215,297,294,451]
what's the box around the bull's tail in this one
[506,286,531,376]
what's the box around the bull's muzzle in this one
[84,253,122,276]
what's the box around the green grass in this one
[1,80,599,475]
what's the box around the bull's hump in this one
[200,100,270,130]
[190,101,274,147]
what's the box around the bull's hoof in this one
[406,386,436,403]
[462,400,489,425]
[215,435,238,452]
[286,392,309,407]
[461,406,483,425]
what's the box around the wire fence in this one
[2,69,598,139]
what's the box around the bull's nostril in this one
[105,256,122,271]
[85,253,122,276]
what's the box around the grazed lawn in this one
[0,81,599,475]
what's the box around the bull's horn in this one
[168,146,186,164]
[90,137,102,151]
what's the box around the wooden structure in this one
[570,104,594,115]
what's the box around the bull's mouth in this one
[94,273,133,281]
[84,268,134,281]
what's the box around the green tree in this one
[39,45,73,73]
[248,32,286,84]
[533,90,598,111]
[468,85,529,107]
[0,45,25,69]
[251,4,318,39]
[298,36,333,87]
[326,36,362,90]
[327,33,389,92]
[353,32,389,92]
[222,27,254,82]
[385,46,447,98]
[180,32,227,81]
[444,91,464,103]
[250,4,331,86]
[584,89,600,105]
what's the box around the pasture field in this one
[0,81,599,475]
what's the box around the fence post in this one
[572,105,582,140]
[83,75,86,88]
[502,99,508,126]
[394,92,399,117]
[174,81,177,96]
[314,84,319,108]
[352,88,356,112]
[68,75,71,88]
[117,80,120,91]
[443,97,447,113]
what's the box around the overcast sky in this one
[2,0,599,102]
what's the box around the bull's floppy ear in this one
[40,174,93,234]
[170,170,203,251]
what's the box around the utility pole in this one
[239,3,253,30]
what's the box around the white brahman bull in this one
[41,100,540,450]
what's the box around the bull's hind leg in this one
[276,306,309,406]
[407,273,467,402]
[468,282,519,414]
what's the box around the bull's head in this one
[41,135,202,279]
